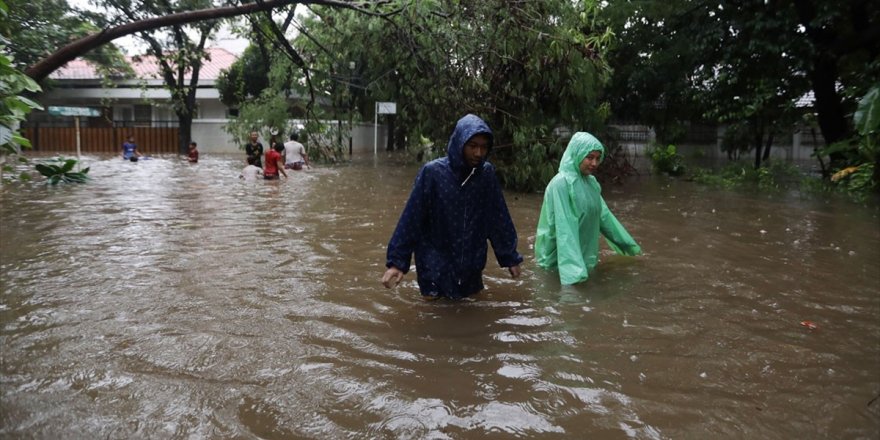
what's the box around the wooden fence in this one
[22,126,180,155]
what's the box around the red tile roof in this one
[50,47,237,81]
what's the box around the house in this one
[26,47,242,154]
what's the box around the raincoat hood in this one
[446,114,493,174]
[558,132,605,179]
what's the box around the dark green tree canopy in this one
[602,0,880,154]
[282,0,615,189]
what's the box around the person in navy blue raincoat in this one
[382,114,523,299]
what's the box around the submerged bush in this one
[648,144,686,176]
[830,163,877,202]
[34,157,89,185]
[691,161,804,190]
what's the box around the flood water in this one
[1,154,878,439]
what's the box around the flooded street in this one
[1,154,878,439]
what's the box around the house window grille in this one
[134,105,152,126]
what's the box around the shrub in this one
[648,144,685,176]
[34,157,89,185]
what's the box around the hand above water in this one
[382,266,404,288]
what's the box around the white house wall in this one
[192,121,238,154]
[199,100,228,119]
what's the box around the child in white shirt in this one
[239,156,263,180]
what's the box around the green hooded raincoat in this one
[535,132,641,284]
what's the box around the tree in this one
[24,0,389,82]
[602,0,879,170]
[1,1,86,185]
[0,45,42,155]
[286,0,614,190]
[1,0,42,156]
[694,1,812,169]
[216,43,270,108]
[792,0,880,147]
[21,0,395,154]
[3,0,129,75]
[602,1,704,145]
[216,4,302,109]
[96,0,221,154]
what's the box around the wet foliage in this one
[34,157,89,185]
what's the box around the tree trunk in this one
[178,112,193,156]
[762,132,774,162]
[811,126,829,178]
[792,0,852,163]
[177,95,197,155]
[753,120,764,169]
[754,141,763,169]
[387,116,396,151]
[395,120,407,150]
[810,57,849,149]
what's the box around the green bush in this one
[648,144,685,176]
[691,161,804,190]
[34,157,89,185]
[814,84,879,200]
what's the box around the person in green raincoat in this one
[535,132,641,284]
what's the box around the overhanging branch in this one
[25,0,387,81]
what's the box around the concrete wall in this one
[199,101,229,119]
[192,120,238,153]
[613,124,823,163]
[610,124,655,158]
[351,123,388,155]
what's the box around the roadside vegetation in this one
[1,0,877,199]
[647,84,879,203]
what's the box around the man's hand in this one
[382,266,405,288]
[508,264,521,278]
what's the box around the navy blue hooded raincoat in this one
[386,114,523,299]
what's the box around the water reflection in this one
[1,154,878,438]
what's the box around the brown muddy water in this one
[1,154,878,439]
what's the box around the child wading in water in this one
[239,156,263,180]
[187,141,199,163]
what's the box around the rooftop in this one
[49,47,238,81]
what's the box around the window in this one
[119,106,133,122]
[134,105,152,126]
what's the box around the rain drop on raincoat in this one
[385,114,523,298]
[535,132,641,284]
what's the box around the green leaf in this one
[34,163,53,177]
[61,159,77,173]
[854,84,880,136]
[815,140,856,157]
[0,125,12,146]
[13,133,31,149]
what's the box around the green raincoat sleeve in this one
[594,180,642,257]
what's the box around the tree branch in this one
[26,0,390,81]
[255,0,317,111]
